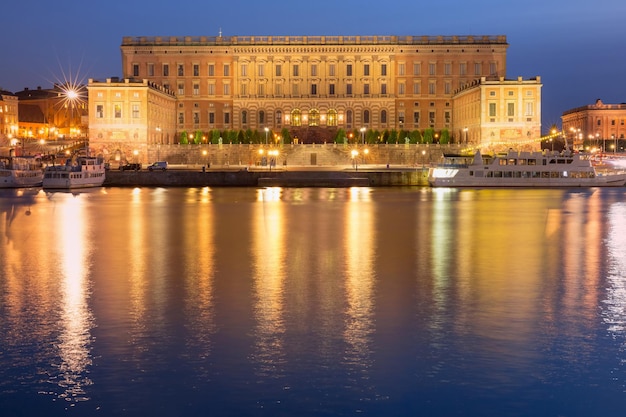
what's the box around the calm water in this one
[1,186,626,417]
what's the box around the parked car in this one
[148,161,168,171]
[120,162,142,171]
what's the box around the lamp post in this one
[360,127,366,144]
[264,127,269,145]
[268,149,279,171]
[421,150,426,170]
[463,127,468,144]
[351,149,358,171]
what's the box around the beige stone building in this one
[562,99,626,152]
[87,78,176,164]
[120,34,515,144]
[0,91,19,145]
[453,76,542,151]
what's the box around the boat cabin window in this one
[528,159,536,165]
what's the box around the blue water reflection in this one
[2,187,626,416]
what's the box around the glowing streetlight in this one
[360,127,366,144]
[351,149,359,171]
[264,127,269,144]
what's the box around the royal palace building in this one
[117,34,541,146]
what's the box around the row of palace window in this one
[133,62,497,79]
[163,80,462,97]
[94,102,449,127]
[175,109,449,128]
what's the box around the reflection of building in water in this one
[251,188,287,376]
[57,196,94,402]
[603,202,626,339]
[343,188,375,372]
[182,187,217,364]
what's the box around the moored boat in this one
[43,156,106,189]
[0,155,44,188]
[428,149,626,187]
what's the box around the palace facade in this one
[562,99,626,152]
[119,34,543,146]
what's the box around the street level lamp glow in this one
[264,127,269,144]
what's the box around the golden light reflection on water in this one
[343,189,375,371]
[182,187,216,362]
[252,188,287,375]
[55,194,94,403]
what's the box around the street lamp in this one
[264,127,269,145]
[351,149,359,171]
[360,127,366,144]
[463,127,468,144]
[421,150,426,170]
[268,149,279,171]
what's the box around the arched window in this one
[259,110,265,125]
[381,110,387,124]
[327,109,337,127]
[241,110,247,125]
[291,109,302,127]
[363,110,370,124]
[309,109,320,126]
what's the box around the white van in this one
[148,161,168,171]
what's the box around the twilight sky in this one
[2,0,625,133]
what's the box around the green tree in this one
[211,129,221,144]
[281,128,291,144]
[335,128,346,144]
[439,129,450,144]
[410,130,422,144]
[193,130,202,144]
[423,128,435,144]
[180,131,189,144]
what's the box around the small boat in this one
[0,155,44,188]
[43,156,106,189]
[428,149,626,187]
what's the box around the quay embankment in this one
[104,166,430,187]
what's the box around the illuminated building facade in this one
[14,85,88,140]
[562,99,626,152]
[453,76,542,150]
[0,90,19,143]
[120,34,520,144]
[87,77,177,162]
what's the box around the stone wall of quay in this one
[104,168,430,187]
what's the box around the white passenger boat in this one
[43,156,106,189]
[0,155,44,188]
[428,149,626,187]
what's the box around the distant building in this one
[87,77,176,164]
[118,34,542,145]
[0,90,19,145]
[453,76,542,151]
[562,99,626,152]
[14,84,88,140]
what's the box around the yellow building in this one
[87,78,176,164]
[453,76,542,151]
[562,99,626,152]
[0,91,19,145]
[120,34,511,143]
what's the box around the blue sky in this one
[2,0,625,132]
